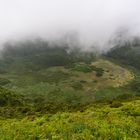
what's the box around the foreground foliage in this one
[0,99,139,140]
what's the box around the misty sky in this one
[0,0,140,48]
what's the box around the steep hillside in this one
[0,59,134,112]
[0,41,139,140]
[107,37,140,70]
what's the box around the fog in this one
[0,0,140,50]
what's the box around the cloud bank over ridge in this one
[0,0,140,50]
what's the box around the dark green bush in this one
[110,101,123,108]
[130,80,140,93]
[73,64,93,73]
[96,70,104,77]
[0,77,11,85]
[116,93,134,100]
[90,66,104,77]
[0,86,23,107]
[71,82,83,90]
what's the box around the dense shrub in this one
[71,82,83,90]
[0,86,23,107]
[0,77,11,85]
[90,66,104,77]
[110,101,123,108]
[73,64,93,73]
[130,80,140,93]
[116,93,134,100]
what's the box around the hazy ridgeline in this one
[106,34,140,70]
[0,29,140,67]
[0,35,99,74]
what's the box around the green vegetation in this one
[106,36,140,70]
[72,64,93,73]
[72,63,104,77]
[0,40,139,139]
[0,77,11,85]
[0,86,23,107]
[0,99,139,139]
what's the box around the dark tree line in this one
[0,38,96,73]
[107,36,140,70]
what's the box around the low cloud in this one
[0,0,140,50]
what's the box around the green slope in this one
[0,99,139,140]
[0,59,134,113]
[0,40,139,139]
